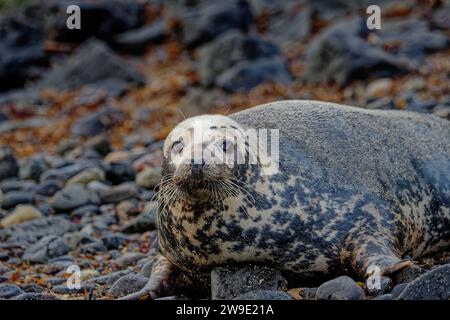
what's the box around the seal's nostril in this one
[191,163,203,175]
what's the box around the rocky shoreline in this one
[0,0,449,300]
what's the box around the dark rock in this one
[13,293,59,300]
[99,182,139,204]
[267,6,311,49]
[102,233,128,250]
[390,283,408,298]
[0,148,19,182]
[114,19,167,54]
[394,265,425,284]
[216,56,291,92]
[108,273,148,298]
[0,253,8,261]
[64,231,97,250]
[199,30,283,87]
[211,264,287,300]
[51,185,100,211]
[120,210,157,234]
[397,264,450,300]
[0,283,24,299]
[432,5,450,30]
[366,276,393,296]
[305,17,448,85]
[103,162,136,185]
[0,191,35,209]
[22,235,70,263]
[84,135,112,156]
[19,157,48,182]
[44,0,145,43]
[180,0,253,47]
[0,17,46,91]
[305,18,406,85]
[235,289,294,300]
[316,276,365,300]
[21,283,46,293]
[79,241,107,254]
[71,107,125,137]
[40,163,91,183]
[36,40,144,91]
[52,283,94,294]
[36,180,64,197]
[297,287,318,300]
[70,205,100,219]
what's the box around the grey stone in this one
[397,264,450,300]
[22,235,70,263]
[52,283,94,294]
[114,19,167,54]
[0,216,75,244]
[391,283,408,298]
[316,276,365,300]
[71,107,125,138]
[36,40,144,91]
[0,283,24,299]
[372,294,393,300]
[51,185,100,211]
[19,157,48,182]
[211,264,288,300]
[198,30,282,87]
[394,265,425,284]
[120,210,157,234]
[180,1,253,47]
[0,191,35,210]
[12,293,59,300]
[99,182,139,204]
[88,270,132,286]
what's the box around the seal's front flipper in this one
[342,234,413,278]
[119,254,176,300]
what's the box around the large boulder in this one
[36,40,144,91]
[198,30,290,91]
[0,17,46,91]
[179,0,253,47]
[397,264,450,300]
[0,147,19,182]
[305,17,448,85]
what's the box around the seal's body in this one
[123,100,450,299]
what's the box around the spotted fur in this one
[122,100,450,299]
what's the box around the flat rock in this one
[316,276,365,300]
[0,216,75,245]
[397,264,450,300]
[51,185,100,211]
[22,235,70,264]
[0,283,24,299]
[0,205,43,228]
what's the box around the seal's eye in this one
[171,141,183,153]
[222,139,233,152]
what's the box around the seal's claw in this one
[118,254,175,300]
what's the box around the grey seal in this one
[122,100,450,299]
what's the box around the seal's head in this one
[160,115,251,204]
